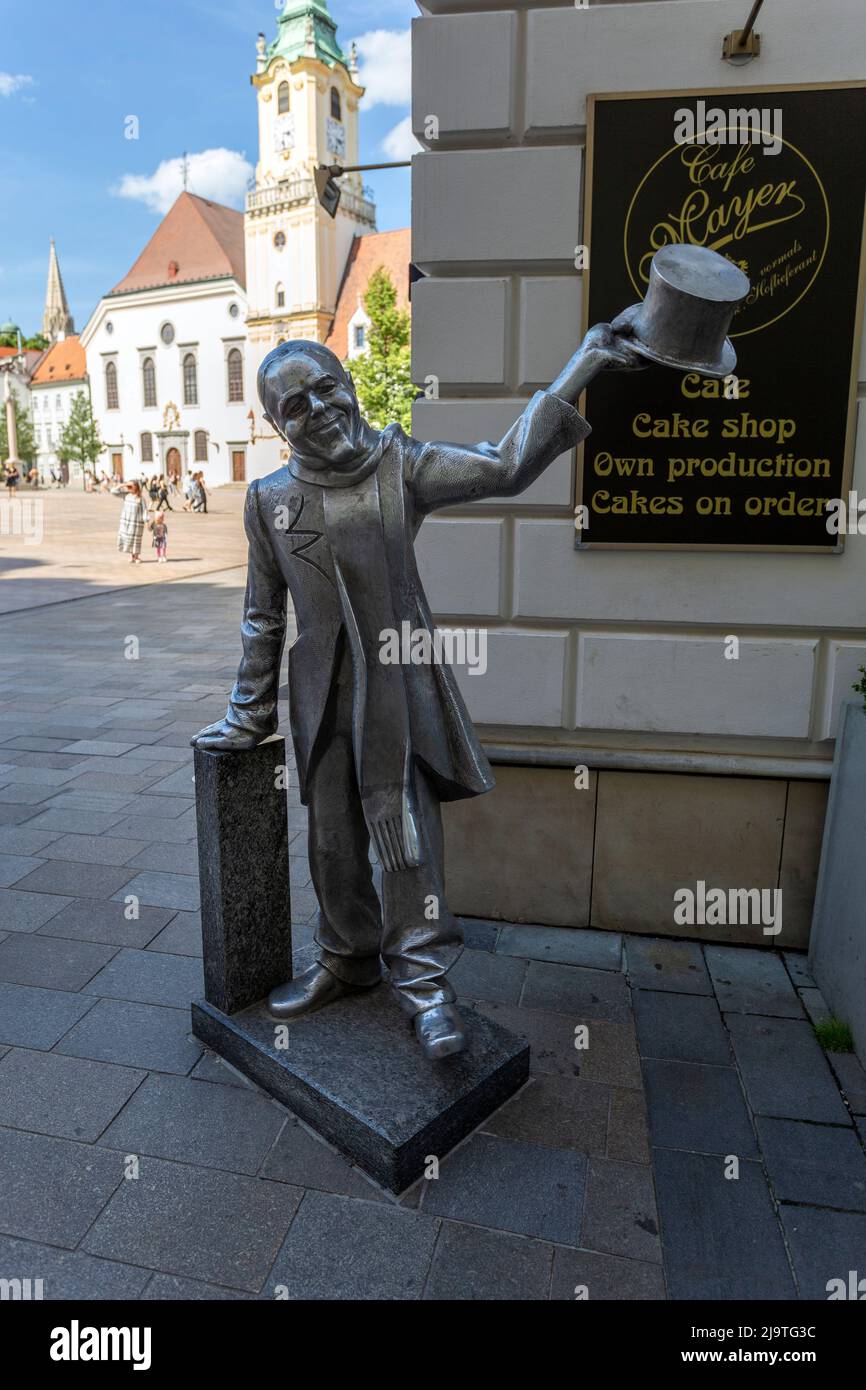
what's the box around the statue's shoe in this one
[413,1002,467,1060]
[267,963,376,1021]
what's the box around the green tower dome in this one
[269,0,346,69]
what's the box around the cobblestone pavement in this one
[0,572,865,1300]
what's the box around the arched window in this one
[227,348,244,402]
[330,87,341,121]
[275,283,285,308]
[183,353,198,406]
[278,81,290,114]
[140,432,153,463]
[105,361,119,410]
[142,356,157,408]
[194,429,208,462]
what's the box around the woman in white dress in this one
[116,481,149,564]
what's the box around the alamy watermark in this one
[674,880,782,936]
[379,622,487,676]
[674,100,783,156]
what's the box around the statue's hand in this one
[584,319,647,372]
[190,720,262,752]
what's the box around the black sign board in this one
[578,84,866,551]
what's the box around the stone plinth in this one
[192,988,530,1193]
[194,738,292,1014]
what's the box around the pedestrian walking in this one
[117,481,149,564]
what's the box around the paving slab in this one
[13,859,138,900]
[449,946,526,1004]
[0,1234,150,1300]
[608,1087,651,1165]
[550,1246,665,1300]
[24,808,127,835]
[643,1059,758,1157]
[581,1157,661,1264]
[0,981,96,1050]
[0,1128,123,1247]
[145,911,202,956]
[779,1206,866,1300]
[726,1014,851,1125]
[458,917,499,952]
[634,990,731,1065]
[756,1116,866,1212]
[55,998,203,1075]
[141,1274,253,1301]
[0,933,117,990]
[481,1074,609,1155]
[705,945,803,1018]
[783,951,815,989]
[264,1191,438,1301]
[38,833,147,866]
[624,935,712,995]
[828,1052,866,1115]
[477,1001,641,1086]
[0,1046,145,1141]
[0,887,72,933]
[83,1156,302,1292]
[521,960,632,1022]
[423,1222,553,1300]
[98,1072,285,1175]
[421,1133,585,1245]
[261,1119,387,1201]
[126,842,199,875]
[36,899,175,948]
[497,924,622,971]
[653,1149,797,1300]
[83,947,204,1007]
[0,826,60,857]
[0,853,44,887]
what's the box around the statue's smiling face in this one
[261,349,362,466]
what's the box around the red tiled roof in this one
[109,192,246,295]
[325,228,411,361]
[31,335,87,384]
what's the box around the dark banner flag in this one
[578,84,866,551]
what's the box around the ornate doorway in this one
[231,450,246,482]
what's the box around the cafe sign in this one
[577,83,866,551]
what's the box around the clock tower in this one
[245,1,376,459]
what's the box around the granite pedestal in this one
[191,741,530,1193]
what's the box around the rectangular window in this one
[227,348,244,403]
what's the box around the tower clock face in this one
[326,118,346,158]
[273,114,295,153]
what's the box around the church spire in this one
[42,239,75,344]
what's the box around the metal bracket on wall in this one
[722,0,765,64]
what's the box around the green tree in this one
[0,395,37,467]
[57,391,103,473]
[347,266,416,432]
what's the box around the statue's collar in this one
[287,424,399,488]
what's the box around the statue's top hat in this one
[616,244,750,378]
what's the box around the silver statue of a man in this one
[192,324,641,1058]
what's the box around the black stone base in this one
[191,989,530,1193]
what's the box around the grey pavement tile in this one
[424,1222,552,1300]
[653,1149,797,1300]
[478,1001,642,1086]
[0,766,85,787]
[828,1052,866,1115]
[779,1206,866,1300]
[608,1086,651,1164]
[42,790,137,813]
[0,826,60,856]
[142,767,198,797]
[521,960,632,1022]
[264,1191,437,1300]
[481,1074,609,1156]
[36,899,174,949]
[726,1015,851,1125]
[107,815,197,845]
[261,1118,386,1201]
[0,785,53,806]
[643,1059,758,1157]
[98,1073,285,1175]
[112,871,199,911]
[624,936,712,995]
[126,794,195,819]
[141,1274,253,1300]
[634,990,731,1065]
[127,842,199,876]
[288,856,312,889]
[450,947,526,1004]
[5,751,89,770]
[0,1047,145,1141]
[458,917,499,951]
[38,834,147,866]
[0,1235,150,1300]
[145,912,202,957]
[705,946,803,1018]
[550,1246,666,1300]
[783,950,815,988]
[60,740,141,757]
[83,947,204,1007]
[0,803,44,825]
[581,1157,661,1263]
[0,933,117,990]
[497,924,622,971]
[0,1128,123,1248]
[13,859,138,900]
[55,998,203,1075]
[69,771,176,795]
[1,737,72,752]
[0,853,44,886]
[422,1133,585,1244]
[0,982,96,1050]
[190,1051,262,1090]
[83,1156,302,1292]
[756,1116,866,1212]
[24,808,127,835]
[799,987,832,1026]
[290,887,319,923]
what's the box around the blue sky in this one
[0,0,415,336]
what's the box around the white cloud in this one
[349,29,411,108]
[0,73,34,98]
[112,148,254,214]
[382,115,421,161]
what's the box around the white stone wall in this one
[410,0,866,767]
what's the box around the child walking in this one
[151,510,168,563]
